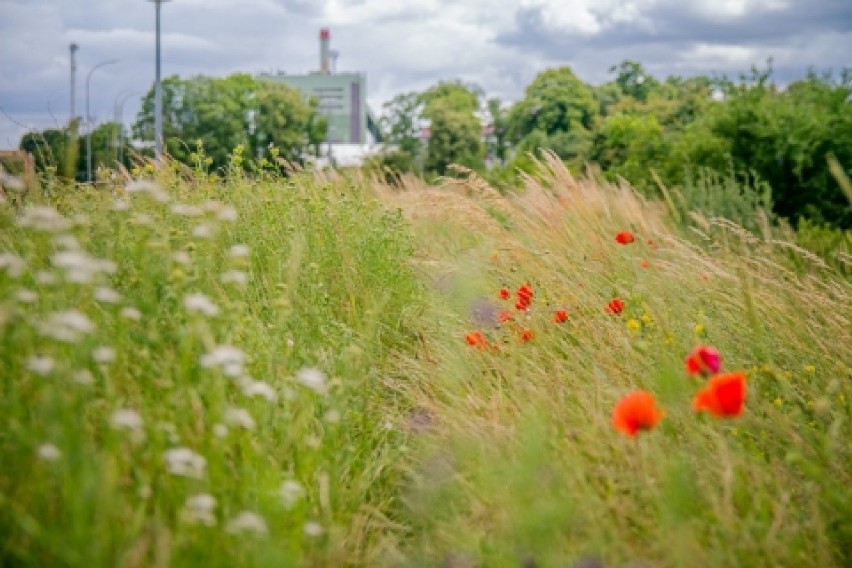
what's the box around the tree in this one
[698,66,852,227]
[485,98,510,165]
[422,99,484,176]
[609,60,659,102]
[253,80,319,164]
[419,81,484,176]
[507,67,599,161]
[133,74,319,171]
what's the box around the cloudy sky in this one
[1,0,850,148]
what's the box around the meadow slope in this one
[1,157,850,567]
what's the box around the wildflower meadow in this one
[1,152,850,566]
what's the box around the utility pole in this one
[148,0,171,161]
[86,59,119,183]
[114,91,141,166]
[69,43,79,123]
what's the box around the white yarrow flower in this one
[35,271,58,285]
[304,521,324,537]
[184,493,217,526]
[16,289,38,304]
[220,270,248,286]
[184,293,220,317]
[323,409,341,423]
[53,234,81,250]
[224,407,256,431]
[92,346,116,364]
[241,380,276,402]
[125,180,170,202]
[37,443,62,461]
[72,369,95,386]
[295,367,328,395]
[213,423,229,438]
[170,203,204,217]
[17,206,72,232]
[279,480,305,509]
[111,408,144,431]
[192,223,214,239]
[216,205,237,222]
[27,356,55,376]
[120,306,142,321]
[226,511,267,536]
[172,251,191,265]
[51,251,116,283]
[0,252,26,277]
[200,345,245,371]
[164,447,206,479]
[228,244,250,258]
[94,287,122,304]
[39,310,95,343]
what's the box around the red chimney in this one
[320,28,330,74]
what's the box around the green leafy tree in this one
[133,74,319,171]
[700,66,852,227]
[507,67,599,161]
[609,60,659,102]
[419,81,485,176]
[590,113,669,190]
[422,99,484,176]
[20,128,71,178]
[485,98,510,165]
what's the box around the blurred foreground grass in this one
[1,156,849,567]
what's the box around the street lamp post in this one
[148,0,171,161]
[86,59,119,183]
[113,91,141,166]
[69,43,79,124]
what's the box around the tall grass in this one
[0,162,420,566]
[1,152,849,567]
[375,153,850,567]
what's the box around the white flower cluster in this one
[111,408,145,443]
[184,493,217,526]
[0,252,26,278]
[51,251,116,283]
[224,407,255,431]
[226,511,267,536]
[184,293,220,317]
[17,205,72,233]
[125,180,170,203]
[39,310,96,343]
[164,447,206,479]
[295,367,328,396]
[200,345,246,377]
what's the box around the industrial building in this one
[259,28,380,149]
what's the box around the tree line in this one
[16,61,852,229]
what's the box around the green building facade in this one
[260,72,368,145]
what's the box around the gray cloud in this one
[0,0,848,148]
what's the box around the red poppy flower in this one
[519,328,534,342]
[612,391,664,437]
[498,310,514,323]
[499,287,511,300]
[639,259,650,269]
[606,298,625,315]
[692,372,746,418]
[553,309,568,323]
[465,331,489,350]
[615,231,636,245]
[515,283,533,310]
[685,345,722,376]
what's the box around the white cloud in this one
[0,0,849,148]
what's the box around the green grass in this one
[1,155,850,567]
